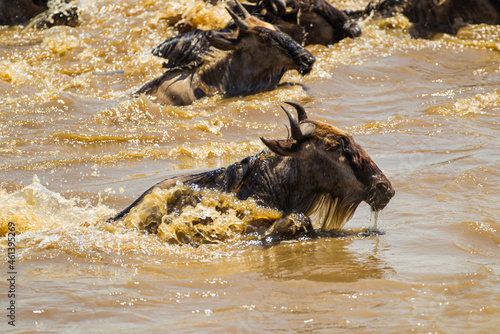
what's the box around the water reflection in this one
[257,236,392,283]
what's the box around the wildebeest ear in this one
[206,31,240,50]
[260,137,301,157]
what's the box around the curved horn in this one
[284,101,308,122]
[281,105,305,140]
[270,0,287,15]
[233,0,251,19]
[226,7,249,30]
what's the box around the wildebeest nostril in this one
[296,53,316,75]
[376,182,388,192]
[344,22,362,38]
[375,182,394,198]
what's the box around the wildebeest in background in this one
[107,102,395,245]
[246,0,362,46]
[0,0,45,25]
[348,0,500,36]
[0,0,79,28]
[138,3,315,106]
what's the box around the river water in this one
[0,0,499,332]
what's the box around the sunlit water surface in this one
[0,0,499,332]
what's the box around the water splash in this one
[0,175,112,237]
[121,182,283,246]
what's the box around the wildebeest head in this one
[205,1,315,76]
[261,102,395,230]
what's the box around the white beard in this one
[306,193,360,231]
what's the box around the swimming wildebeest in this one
[247,0,362,46]
[152,0,359,70]
[108,102,395,245]
[138,2,315,106]
[0,0,78,28]
[348,0,500,36]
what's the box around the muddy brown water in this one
[0,0,499,333]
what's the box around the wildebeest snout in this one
[344,21,362,38]
[296,52,316,75]
[367,179,395,211]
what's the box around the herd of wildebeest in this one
[3,0,499,244]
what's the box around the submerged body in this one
[108,102,395,244]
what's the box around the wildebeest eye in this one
[325,135,345,151]
[327,142,340,151]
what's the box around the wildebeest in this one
[0,0,45,25]
[0,0,78,28]
[153,0,360,71]
[348,0,500,36]
[138,3,315,106]
[248,0,362,46]
[107,102,395,245]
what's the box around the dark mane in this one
[151,29,210,69]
